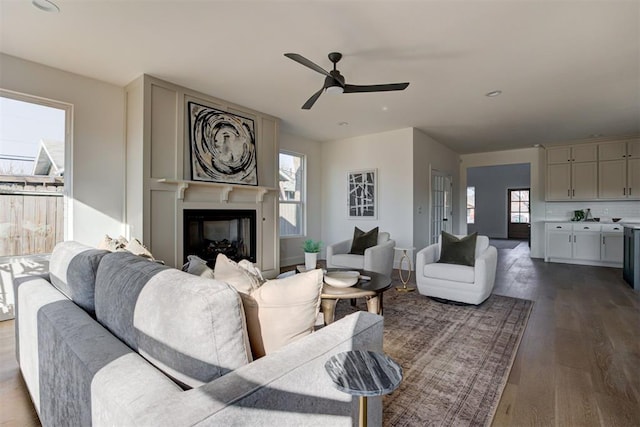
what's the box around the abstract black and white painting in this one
[348,169,377,219]
[188,101,257,185]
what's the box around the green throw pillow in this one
[438,231,478,267]
[349,226,379,255]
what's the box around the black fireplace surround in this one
[183,209,256,267]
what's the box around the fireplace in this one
[183,209,256,267]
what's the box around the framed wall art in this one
[347,169,377,219]
[188,101,258,185]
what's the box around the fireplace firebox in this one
[183,209,256,267]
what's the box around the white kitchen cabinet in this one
[628,158,640,199]
[601,229,624,263]
[598,139,640,200]
[545,223,622,267]
[598,159,627,199]
[546,144,597,201]
[572,227,601,261]
[546,224,572,259]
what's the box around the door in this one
[546,163,571,200]
[508,188,530,239]
[601,233,624,263]
[599,159,627,199]
[431,171,452,244]
[547,230,572,258]
[573,232,601,260]
[572,161,598,199]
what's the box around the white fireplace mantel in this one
[156,178,277,203]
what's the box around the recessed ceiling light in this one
[32,0,60,12]
[485,90,502,97]
[338,121,349,126]
[382,106,389,112]
[590,133,603,138]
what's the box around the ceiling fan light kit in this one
[285,51,410,109]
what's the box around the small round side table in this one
[394,247,415,292]
[325,350,403,427]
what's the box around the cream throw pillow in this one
[240,269,323,358]
[213,254,264,294]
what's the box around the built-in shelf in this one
[155,179,276,203]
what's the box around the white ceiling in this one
[1,1,638,154]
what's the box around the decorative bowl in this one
[324,271,359,288]
[612,218,622,222]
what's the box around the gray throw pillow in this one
[349,226,379,255]
[438,232,478,267]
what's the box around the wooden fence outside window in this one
[0,176,64,257]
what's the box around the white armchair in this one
[326,231,396,277]
[415,234,497,305]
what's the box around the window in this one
[279,151,304,237]
[0,92,69,257]
[509,189,530,223]
[466,186,475,224]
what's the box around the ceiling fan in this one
[284,52,410,110]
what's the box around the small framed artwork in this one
[347,169,377,219]
[187,101,258,185]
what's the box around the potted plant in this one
[303,239,322,270]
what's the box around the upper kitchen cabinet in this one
[546,144,597,201]
[598,139,640,200]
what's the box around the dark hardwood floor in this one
[1,242,638,426]
[491,242,640,426]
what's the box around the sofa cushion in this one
[438,232,478,267]
[94,251,251,389]
[237,269,323,359]
[48,241,110,316]
[423,263,475,283]
[213,254,264,293]
[349,227,379,255]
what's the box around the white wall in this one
[321,128,414,262]
[412,128,461,253]
[279,132,322,267]
[460,147,545,258]
[0,54,125,246]
[467,163,530,238]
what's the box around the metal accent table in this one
[325,350,403,427]
[394,246,416,292]
[320,270,391,325]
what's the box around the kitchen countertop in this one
[621,223,640,229]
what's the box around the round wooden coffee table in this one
[321,270,392,325]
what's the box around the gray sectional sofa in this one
[14,241,384,426]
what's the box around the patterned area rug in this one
[334,290,532,426]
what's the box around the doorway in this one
[431,171,452,244]
[508,188,530,240]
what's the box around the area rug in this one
[334,290,532,426]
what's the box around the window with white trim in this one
[279,151,305,237]
[467,186,475,224]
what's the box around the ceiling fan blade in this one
[343,82,410,93]
[302,87,324,110]
[284,53,332,78]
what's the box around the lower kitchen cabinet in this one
[545,222,623,267]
